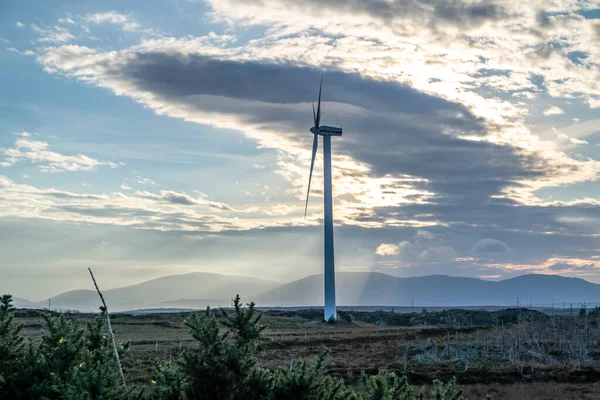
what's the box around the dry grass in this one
[14,308,600,398]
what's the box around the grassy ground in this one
[14,307,600,399]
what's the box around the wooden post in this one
[88,268,127,391]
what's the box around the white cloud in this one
[83,11,128,24]
[1,135,117,172]
[569,137,589,145]
[0,177,307,233]
[588,97,600,109]
[375,241,411,256]
[31,24,75,44]
[512,91,536,100]
[136,177,157,185]
[205,0,600,105]
[416,230,435,240]
[557,131,589,146]
[543,106,565,116]
[16,22,24,28]
[418,246,456,262]
[81,11,145,33]
[21,0,600,238]
[120,183,132,190]
[375,243,400,256]
[33,10,600,220]
[58,17,76,25]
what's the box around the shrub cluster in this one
[0,294,463,400]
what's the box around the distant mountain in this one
[16,272,600,311]
[33,272,277,312]
[253,272,600,307]
[12,297,42,309]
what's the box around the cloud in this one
[81,11,152,33]
[543,106,565,116]
[58,17,76,25]
[32,34,600,239]
[0,177,304,233]
[418,246,456,262]
[206,0,600,105]
[82,11,129,25]
[120,184,132,190]
[0,134,117,172]
[16,22,24,28]
[375,241,412,256]
[11,0,600,284]
[375,243,400,256]
[136,177,157,185]
[588,97,600,109]
[472,238,510,255]
[416,230,435,240]
[136,190,235,210]
[31,24,74,44]
[548,262,595,272]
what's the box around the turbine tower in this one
[305,78,343,321]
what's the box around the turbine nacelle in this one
[310,126,343,136]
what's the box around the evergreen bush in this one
[1,294,464,400]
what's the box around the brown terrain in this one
[14,306,600,399]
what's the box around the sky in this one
[1,0,600,300]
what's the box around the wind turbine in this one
[305,78,343,321]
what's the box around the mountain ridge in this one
[11,272,600,311]
[26,272,277,312]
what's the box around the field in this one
[14,306,600,399]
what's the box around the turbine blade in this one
[316,76,322,128]
[312,102,317,128]
[304,133,319,218]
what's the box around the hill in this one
[16,272,600,311]
[12,297,42,309]
[34,272,277,312]
[252,272,600,307]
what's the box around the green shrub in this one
[0,294,27,398]
[362,370,424,400]
[2,294,464,400]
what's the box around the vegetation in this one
[266,307,546,327]
[1,294,463,399]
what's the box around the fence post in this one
[87,268,127,391]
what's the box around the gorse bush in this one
[0,294,463,400]
[0,294,26,397]
[0,295,141,400]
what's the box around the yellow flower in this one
[79,363,84,369]
[59,337,64,344]
[151,380,157,385]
